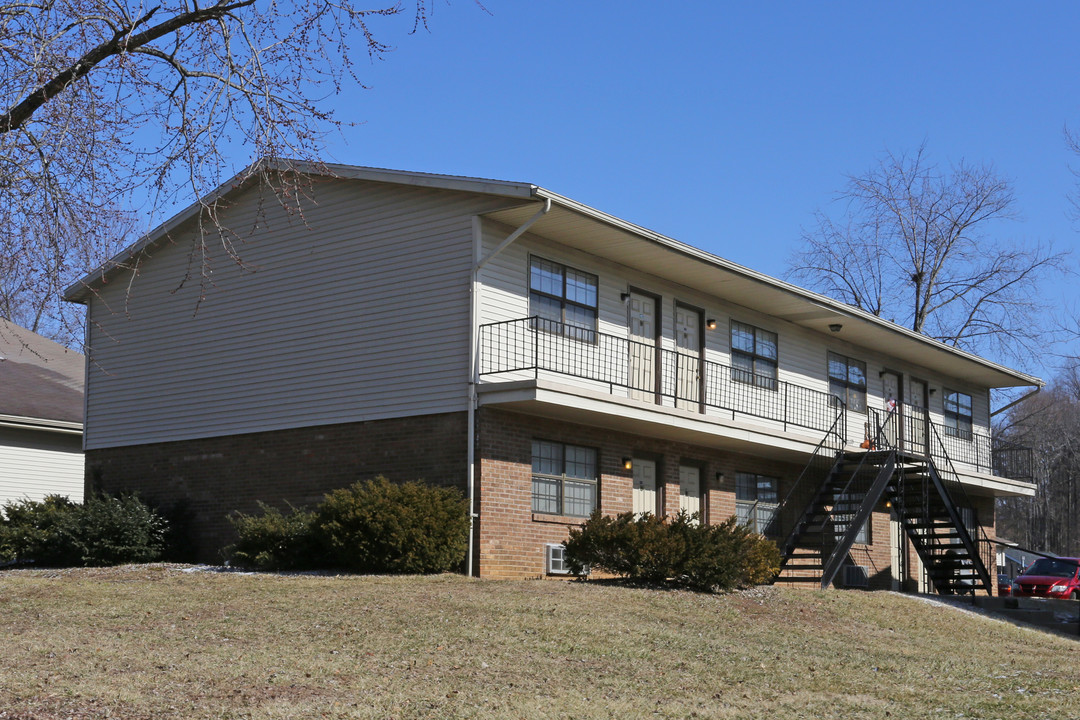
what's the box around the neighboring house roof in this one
[62,158,1044,390]
[0,318,84,430]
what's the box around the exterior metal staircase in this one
[775,409,993,595]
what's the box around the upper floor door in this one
[674,304,702,412]
[628,291,659,403]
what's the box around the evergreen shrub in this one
[0,494,167,567]
[563,510,781,592]
[227,476,470,574]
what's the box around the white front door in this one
[632,459,657,517]
[679,465,701,524]
[881,371,901,448]
[890,517,904,591]
[910,378,929,455]
[628,292,657,402]
[674,305,701,411]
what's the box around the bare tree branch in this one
[788,143,1068,365]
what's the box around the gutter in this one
[466,197,551,577]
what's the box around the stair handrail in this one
[922,420,995,594]
[771,403,846,549]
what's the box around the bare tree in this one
[789,144,1066,365]
[0,0,440,345]
[996,367,1080,555]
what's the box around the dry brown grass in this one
[0,565,1076,719]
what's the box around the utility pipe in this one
[466,198,551,577]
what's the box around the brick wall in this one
[475,407,821,580]
[85,412,468,562]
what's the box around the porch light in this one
[622,457,633,470]
[885,500,892,508]
[829,323,843,333]
[620,292,631,302]
[706,318,717,330]
[715,471,725,482]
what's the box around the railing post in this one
[783,383,789,432]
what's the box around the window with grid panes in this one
[944,390,973,440]
[735,472,778,534]
[531,440,598,517]
[828,352,867,413]
[730,320,778,390]
[529,257,598,342]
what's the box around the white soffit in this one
[483,197,1042,390]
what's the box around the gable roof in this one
[63,159,1043,390]
[0,318,84,428]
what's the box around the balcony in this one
[478,317,1033,483]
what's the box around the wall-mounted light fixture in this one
[885,499,893,508]
[706,318,717,330]
[929,388,937,396]
[829,323,843,333]
[622,457,633,471]
[715,471,725,482]
[620,292,631,302]
[878,370,887,378]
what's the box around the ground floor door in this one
[678,465,701,523]
[633,458,658,517]
[890,517,905,591]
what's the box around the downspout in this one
[466,197,551,577]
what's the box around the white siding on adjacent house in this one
[0,428,83,506]
[84,180,516,449]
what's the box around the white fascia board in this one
[0,413,83,435]
[529,187,1044,390]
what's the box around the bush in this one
[564,511,781,592]
[0,494,167,567]
[229,503,317,571]
[314,477,469,574]
[225,477,470,574]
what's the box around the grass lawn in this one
[0,565,1076,719]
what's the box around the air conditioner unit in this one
[844,564,869,588]
[545,544,569,575]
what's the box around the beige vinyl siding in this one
[477,226,996,436]
[84,180,515,450]
[0,428,83,506]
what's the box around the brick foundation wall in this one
[86,412,468,562]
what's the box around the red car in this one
[1010,557,1080,599]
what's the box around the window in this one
[834,492,870,545]
[944,390,973,440]
[532,440,598,517]
[735,472,778,534]
[529,257,598,342]
[730,320,778,390]
[828,352,867,413]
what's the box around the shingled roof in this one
[0,319,84,426]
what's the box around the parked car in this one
[1010,558,1080,599]
[997,574,1011,596]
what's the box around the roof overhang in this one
[62,159,1042,390]
[483,191,1042,390]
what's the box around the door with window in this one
[674,304,702,412]
[678,465,701,524]
[628,291,658,403]
[881,370,902,449]
[632,459,658,517]
[909,378,929,455]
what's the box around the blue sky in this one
[312,2,1079,376]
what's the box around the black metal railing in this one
[480,317,844,439]
[480,317,1033,482]
[867,403,1032,482]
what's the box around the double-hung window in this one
[531,440,598,517]
[529,257,598,342]
[735,472,778,534]
[731,321,778,390]
[828,352,867,413]
[944,390,973,440]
